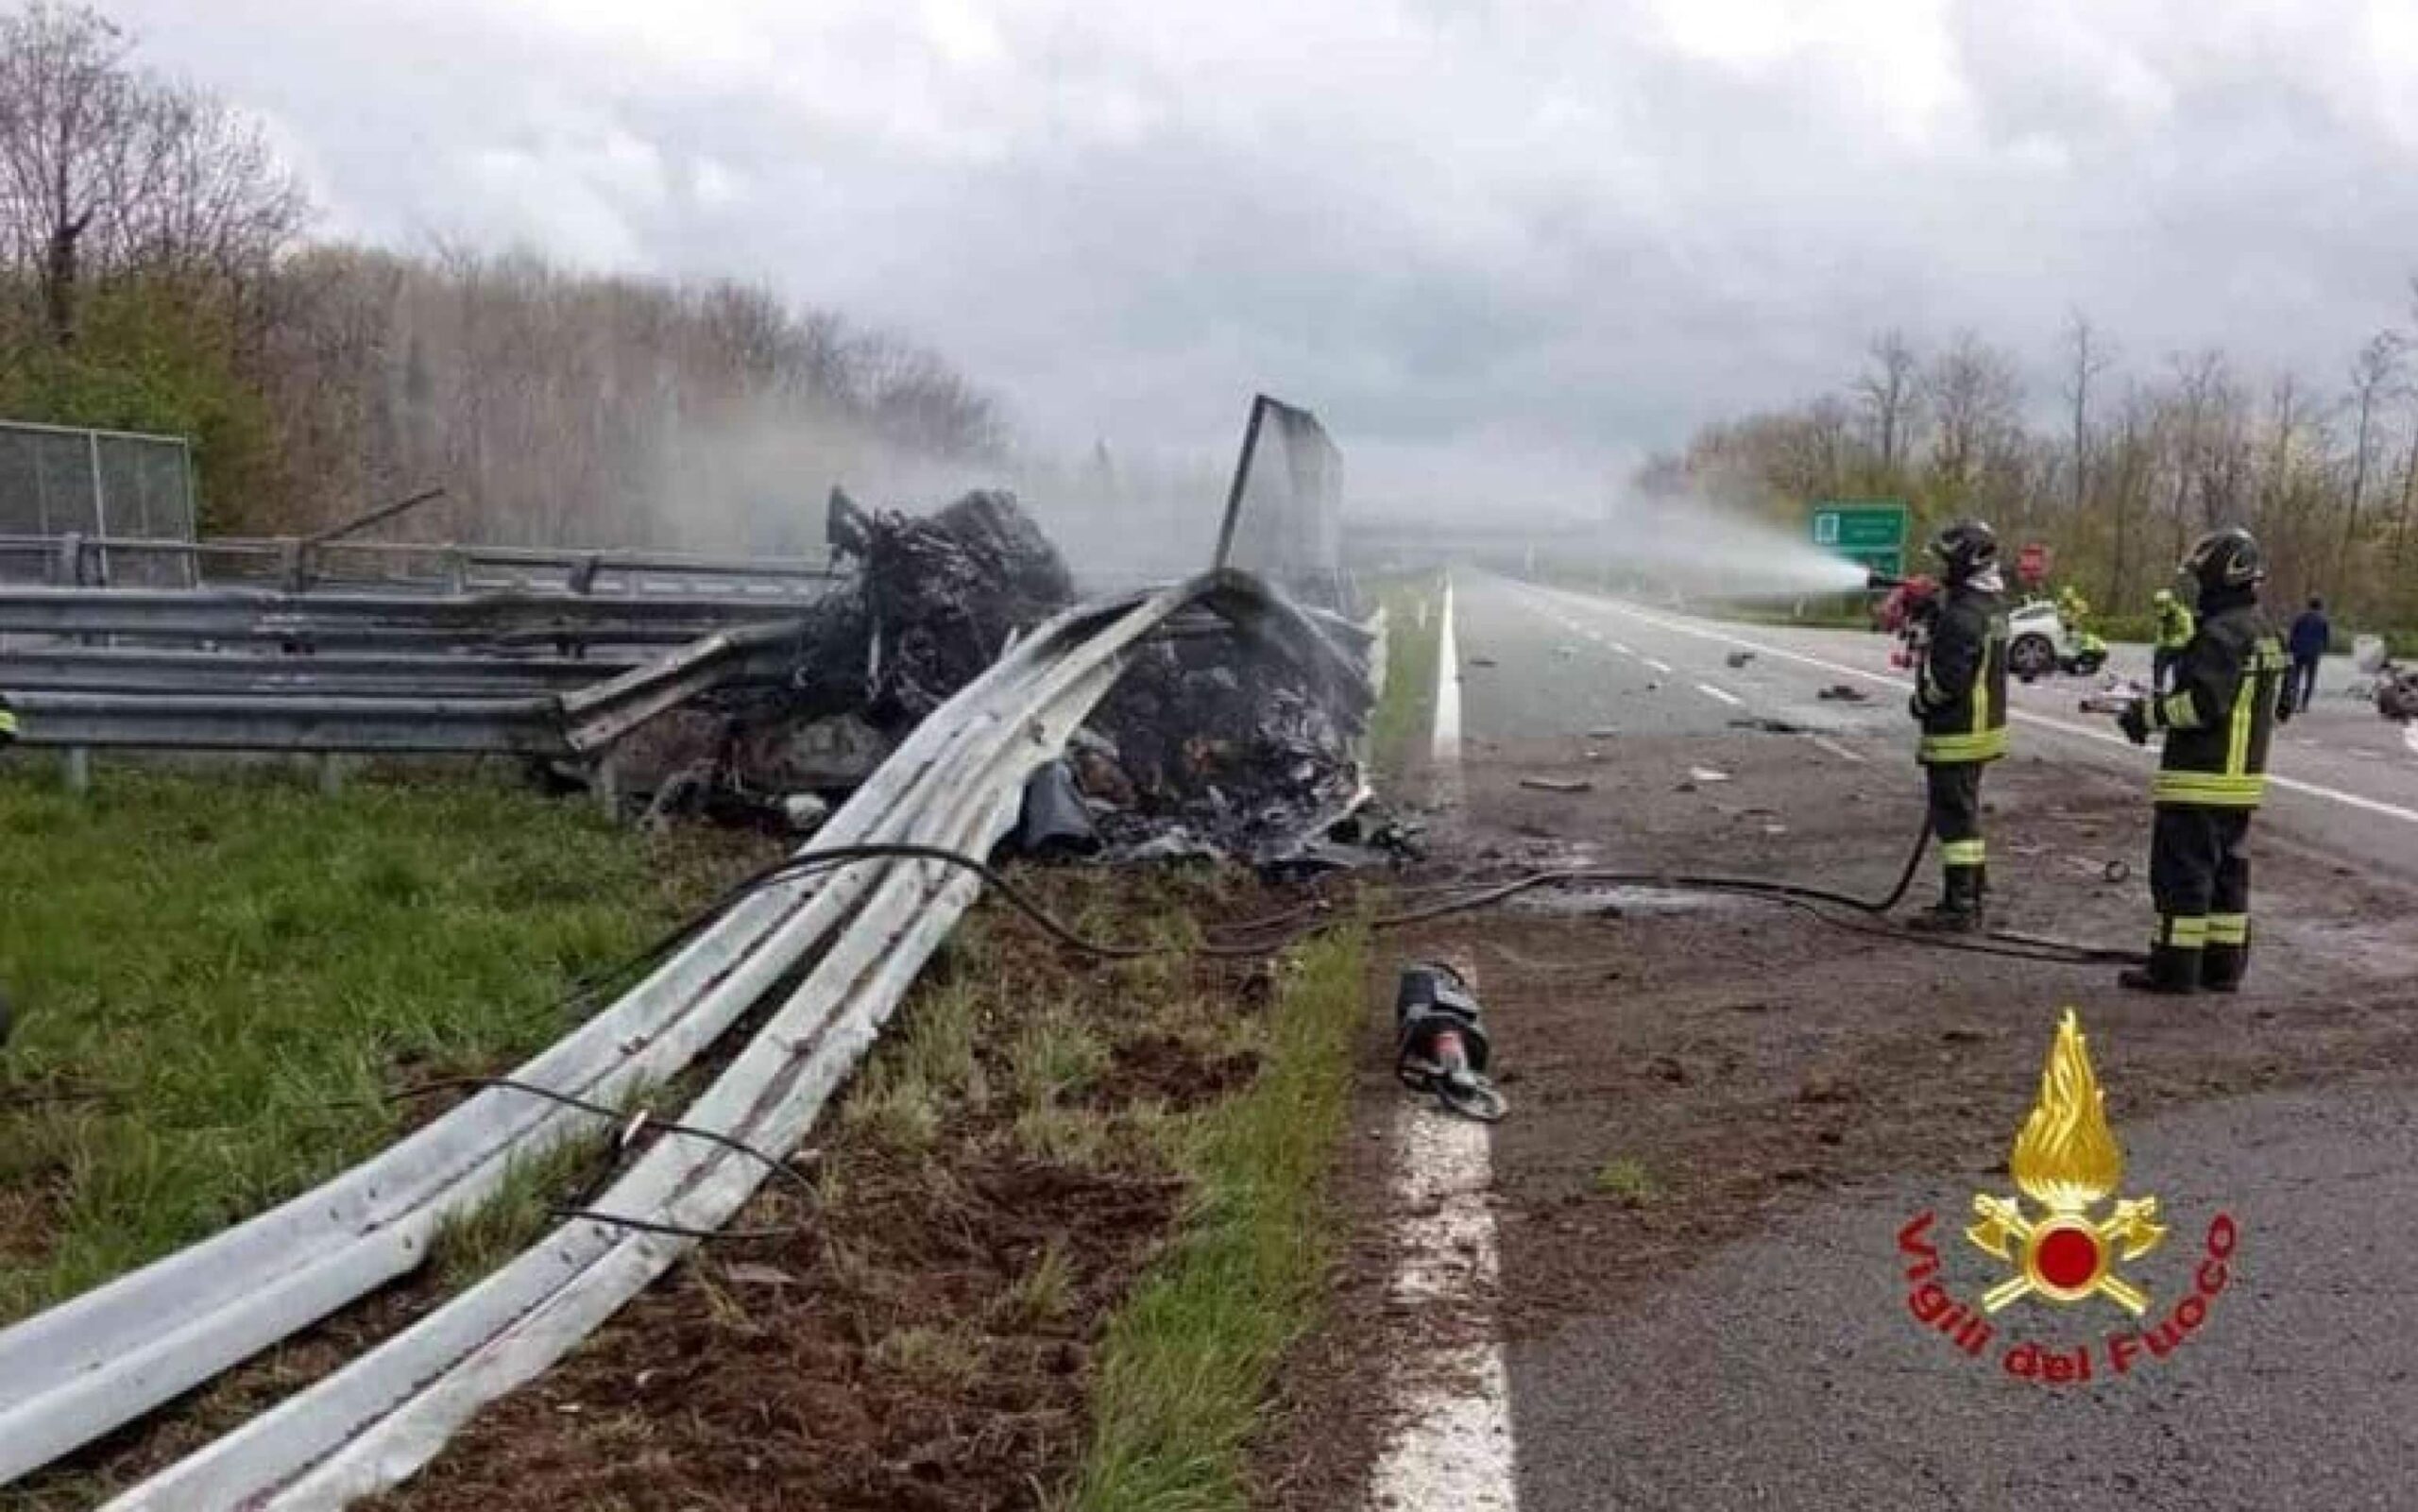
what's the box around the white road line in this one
[1694,683,1745,708]
[1643,657,1674,674]
[1368,983,1518,1512]
[1433,576,1465,807]
[1808,735,1867,765]
[1545,587,2418,828]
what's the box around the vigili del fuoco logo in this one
[1897,1010,2239,1385]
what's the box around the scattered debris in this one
[1469,656,1499,669]
[607,485,1385,871]
[2383,669,2418,723]
[1587,726,1620,739]
[1727,716,1804,736]
[1520,776,1593,794]
[1817,684,1869,703]
[1076,614,1387,870]
[1686,766,1732,784]
[1726,651,1755,669]
[1016,760,1103,858]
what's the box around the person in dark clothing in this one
[2286,597,2330,716]
[1905,519,2010,933]
[2114,528,2287,994]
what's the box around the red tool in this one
[1867,570,1941,671]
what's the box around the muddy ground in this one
[365,866,1293,1512]
[1258,730,2418,1508]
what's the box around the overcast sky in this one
[111,0,2418,511]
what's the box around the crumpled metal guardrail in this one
[0,570,1364,1503]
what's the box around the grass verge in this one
[1368,573,1446,783]
[0,763,767,1324]
[1059,923,1369,1512]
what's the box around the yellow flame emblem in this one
[1967,1011,2167,1315]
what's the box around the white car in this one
[2006,600,2105,680]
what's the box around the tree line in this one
[0,2,1005,548]
[1644,310,2418,630]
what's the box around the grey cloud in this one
[107,0,2418,513]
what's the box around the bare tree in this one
[0,3,136,341]
[2062,311,2114,518]
[2341,331,2403,575]
[1924,331,2023,507]
[1853,330,1921,475]
[0,2,304,344]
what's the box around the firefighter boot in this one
[2201,943,2247,994]
[1907,867,1983,934]
[2119,945,2201,995]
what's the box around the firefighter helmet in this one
[2183,527,2265,595]
[1926,518,1999,582]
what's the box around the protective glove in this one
[2275,686,2295,725]
[1907,692,1928,722]
[2117,701,2151,746]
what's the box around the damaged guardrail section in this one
[0,569,1368,1507]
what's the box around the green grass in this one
[1057,926,1369,1512]
[1592,1156,1659,1206]
[0,763,759,1323]
[1368,574,1446,783]
[428,1131,614,1287]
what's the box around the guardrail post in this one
[62,746,90,795]
[279,537,309,595]
[317,753,347,796]
[590,745,623,821]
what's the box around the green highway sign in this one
[1810,500,1909,577]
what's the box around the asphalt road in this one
[1439,569,2418,1512]
[1470,575,2418,881]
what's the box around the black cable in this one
[386,1076,820,1200]
[552,1207,804,1244]
[565,824,2135,994]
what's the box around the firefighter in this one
[2114,527,2289,994]
[1906,519,2010,933]
[2151,588,2194,694]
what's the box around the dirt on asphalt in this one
[1259,728,2418,1507]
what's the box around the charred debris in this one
[622,487,1411,876]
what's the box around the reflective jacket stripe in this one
[2153,773,2266,806]
[1920,728,2010,763]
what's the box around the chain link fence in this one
[0,420,199,587]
